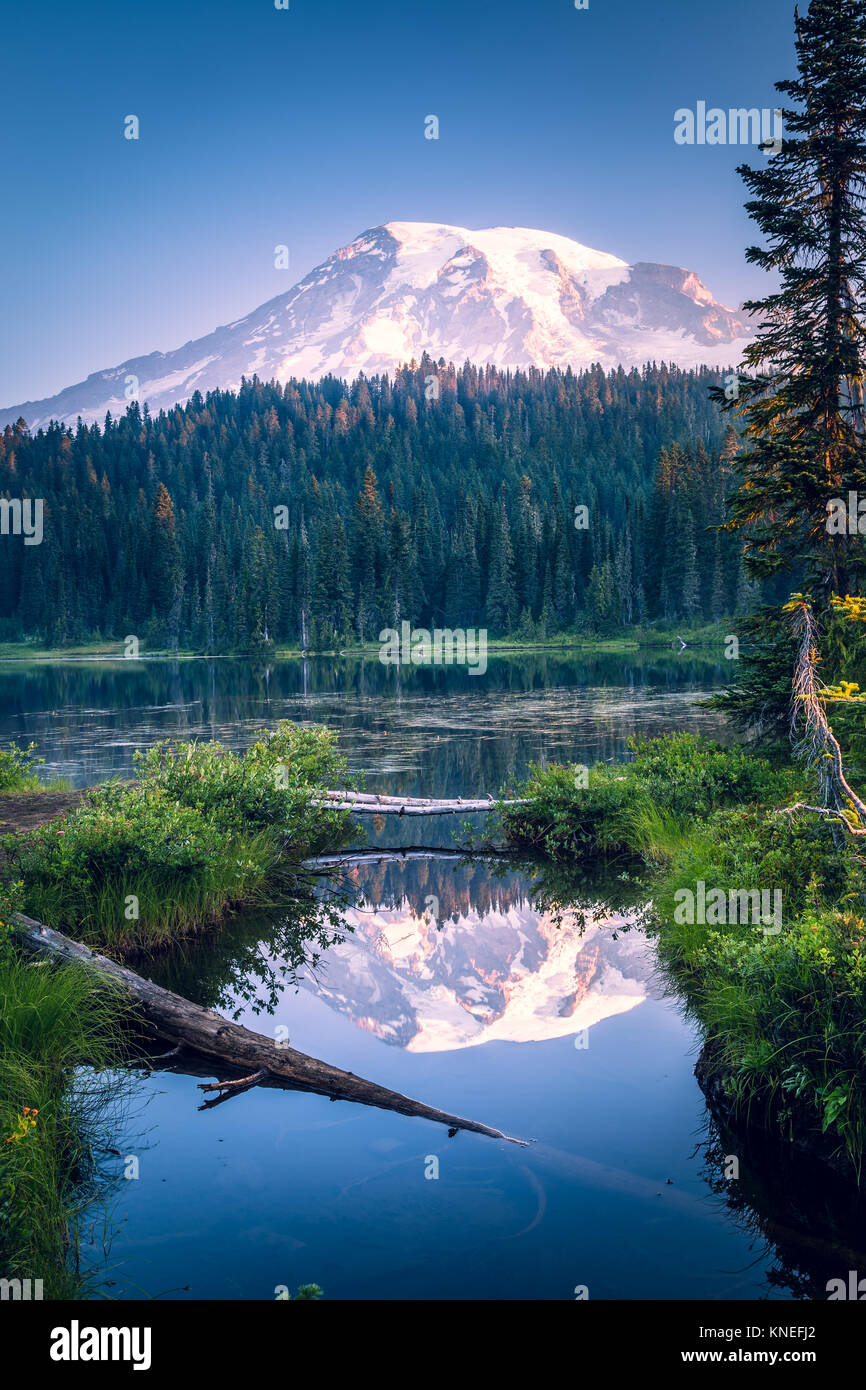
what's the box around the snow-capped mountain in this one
[1,221,752,431]
[293,894,657,1053]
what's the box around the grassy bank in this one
[0,887,133,1297]
[0,620,736,664]
[0,723,361,1294]
[492,734,866,1177]
[2,726,357,951]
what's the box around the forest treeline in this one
[0,359,756,650]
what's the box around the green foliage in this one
[653,802,866,1168]
[133,723,353,854]
[711,0,866,596]
[496,729,866,1170]
[496,734,796,861]
[0,948,132,1297]
[0,364,743,650]
[276,1283,324,1301]
[711,596,866,747]
[5,725,356,947]
[0,741,43,793]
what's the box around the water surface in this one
[3,652,860,1300]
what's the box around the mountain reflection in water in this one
[295,864,656,1052]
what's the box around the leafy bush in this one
[496,734,797,862]
[0,742,43,793]
[623,733,795,817]
[133,723,353,855]
[5,724,357,945]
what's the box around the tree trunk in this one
[12,913,526,1145]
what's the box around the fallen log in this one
[313,790,527,815]
[12,913,526,1145]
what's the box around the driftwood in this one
[313,790,527,816]
[12,913,526,1144]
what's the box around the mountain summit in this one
[2,222,751,429]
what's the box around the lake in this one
[2,650,861,1300]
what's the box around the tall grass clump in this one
[0,888,134,1297]
[3,723,356,949]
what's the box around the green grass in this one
[0,916,133,1298]
[492,733,866,1175]
[0,722,360,1294]
[3,724,357,950]
[0,741,69,795]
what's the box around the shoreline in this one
[0,625,735,664]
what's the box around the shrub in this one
[132,723,353,856]
[0,742,43,793]
[496,734,797,862]
[5,724,356,946]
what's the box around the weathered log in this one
[313,790,526,815]
[12,913,526,1145]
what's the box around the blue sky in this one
[1,0,797,405]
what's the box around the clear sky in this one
[1,0,798,406]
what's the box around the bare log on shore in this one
[314,790,527,815]
[12,913,526,1144]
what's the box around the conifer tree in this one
[709,0,866,733]
[680,511,701,620]
[715,0,866,598]
[486,490,517,632]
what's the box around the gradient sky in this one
[1,0,799,406]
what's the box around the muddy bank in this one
[0,789,85,835]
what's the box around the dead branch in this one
[785,597,866,832]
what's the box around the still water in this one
[1,651,861,1300]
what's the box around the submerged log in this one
[306,846,518,870]
[12,913,526,1145]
